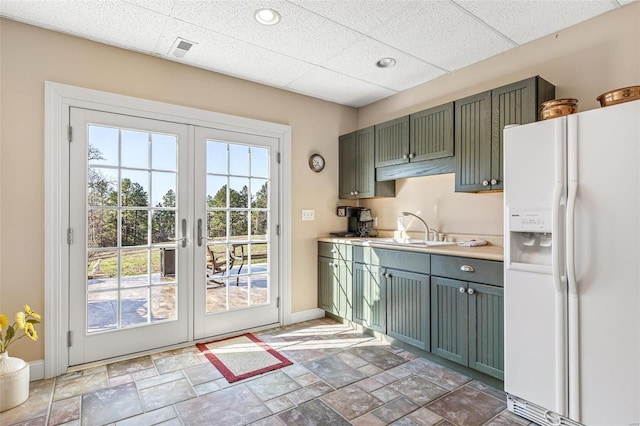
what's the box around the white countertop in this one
[318,237,504,262]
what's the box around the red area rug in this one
[196,333,292,383]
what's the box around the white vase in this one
[0,351,30,412]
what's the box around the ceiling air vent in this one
[170,38,195,58]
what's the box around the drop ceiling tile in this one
[123,0,174,15]
[322,36,445,92]
[170,0,362,64]
[456,0,618,45]
[0,0,168,53]
[368,1,515,71]
[156,18,314,88]
[289,0,413,34]
[286,67,396,107]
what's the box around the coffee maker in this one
[332,206,374,237]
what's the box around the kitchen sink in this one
[367,238,456,247]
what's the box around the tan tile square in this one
[321,385,383,420]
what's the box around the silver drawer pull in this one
[467,288,475,295]
[460,265,475,273]
[459,286,466,293]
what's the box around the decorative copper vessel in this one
[539,98,579,121]
[597,86,640,107]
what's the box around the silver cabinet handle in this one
[459,286,466,293]
[384,273,392,279]
[170,218,188,248]
[460,265,475,273]
[330,249,337,253]
[403,154,409,160]
[409,153,415,159]
[467,288,475,295]
[482,180,489,186]
[490,179,498,185]
[354,190,359,195]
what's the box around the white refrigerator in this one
[503,99,640,426]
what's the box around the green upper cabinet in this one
[374,104,455,182]
[339,126,395,199]
[455,76,555,192]
[410,102,454,162]
[374,116,409,167]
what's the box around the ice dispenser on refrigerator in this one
[508,210,553,268]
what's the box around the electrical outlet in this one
[301,209,315,221]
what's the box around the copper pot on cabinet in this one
[597,86,640,107]
[539,98,579,121]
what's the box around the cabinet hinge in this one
[67,330,72,348]
[277,297,280,308]
[67,228,73,244]
[276,224,280,237]
[68,125,72,142]
[277,152,281,164]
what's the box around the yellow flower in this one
[0,314,8,331]
[24,305,41,320]
[15,311,26,330]
[25,323,38,341]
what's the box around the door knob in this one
[491,179,498,185]
[482,180,489,186]
[459,286,466,293]
[467,288,475,295]
[403,154,408,160]
[409,153,415,159]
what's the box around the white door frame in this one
[44,81,292,378]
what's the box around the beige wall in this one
[360,3,640,237]
[0,18,357,361]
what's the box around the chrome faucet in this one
[401,211,430,242]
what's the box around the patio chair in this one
[206,245,234,287]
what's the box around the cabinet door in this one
[353,263,385,333]
[490,78,537,191]
[354,126,376,198]
[386,269,430,350]
[431,277,469,366]
[455,91,492,192]
[339,132,357,199]
[318,256,352,320]
[375,116,409,168]
[468,282,504,380]
[318,256,335,313]
[410,102,454,162]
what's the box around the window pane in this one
[151,210,175,244]
[121,170,149,207]
[87,252,117,289]
[152,134,177,171]
[207,141,227,175]
[120,249,150,284]
[249,274,268,306]
[121,129,149,169]
[250,179,268,209]
[121,210,149,247]
[88,167,118,207]
[88,126,118,166]
[151,285,176,321]
[229,177,249,208]
[230,211,248,239]
[229,144,249,176]
[88,209,118,248]
[207,211,227,240]
[250,211,268,239]
[207,175,227,208]
[121,287,149,327]
[250,147,269,178]
[152,171,176,207]
[88,290,118,332]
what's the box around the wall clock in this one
[308,154,325,172]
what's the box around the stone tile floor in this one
[0,318,534,426]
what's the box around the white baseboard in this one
[29,360,45,381]
[290,308,325,324]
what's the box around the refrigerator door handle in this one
[566,114,581,422]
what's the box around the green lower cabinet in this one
[468,283,504,380]
[431,277,504,380]
[430,277,469,365]
[318,256,352,320]
[353,263,386,333]
[386,269,430,351]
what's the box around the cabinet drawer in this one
[318,242,352,261]
[431,255,503,286]
[354,246,430,275]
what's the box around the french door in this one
[68,108,279,365]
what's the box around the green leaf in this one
[6,326,15,341]
[27,319,40,324]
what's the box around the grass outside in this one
[88,243,268,278]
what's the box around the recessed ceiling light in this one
[255,8,281,25]
[376,57,396,68]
